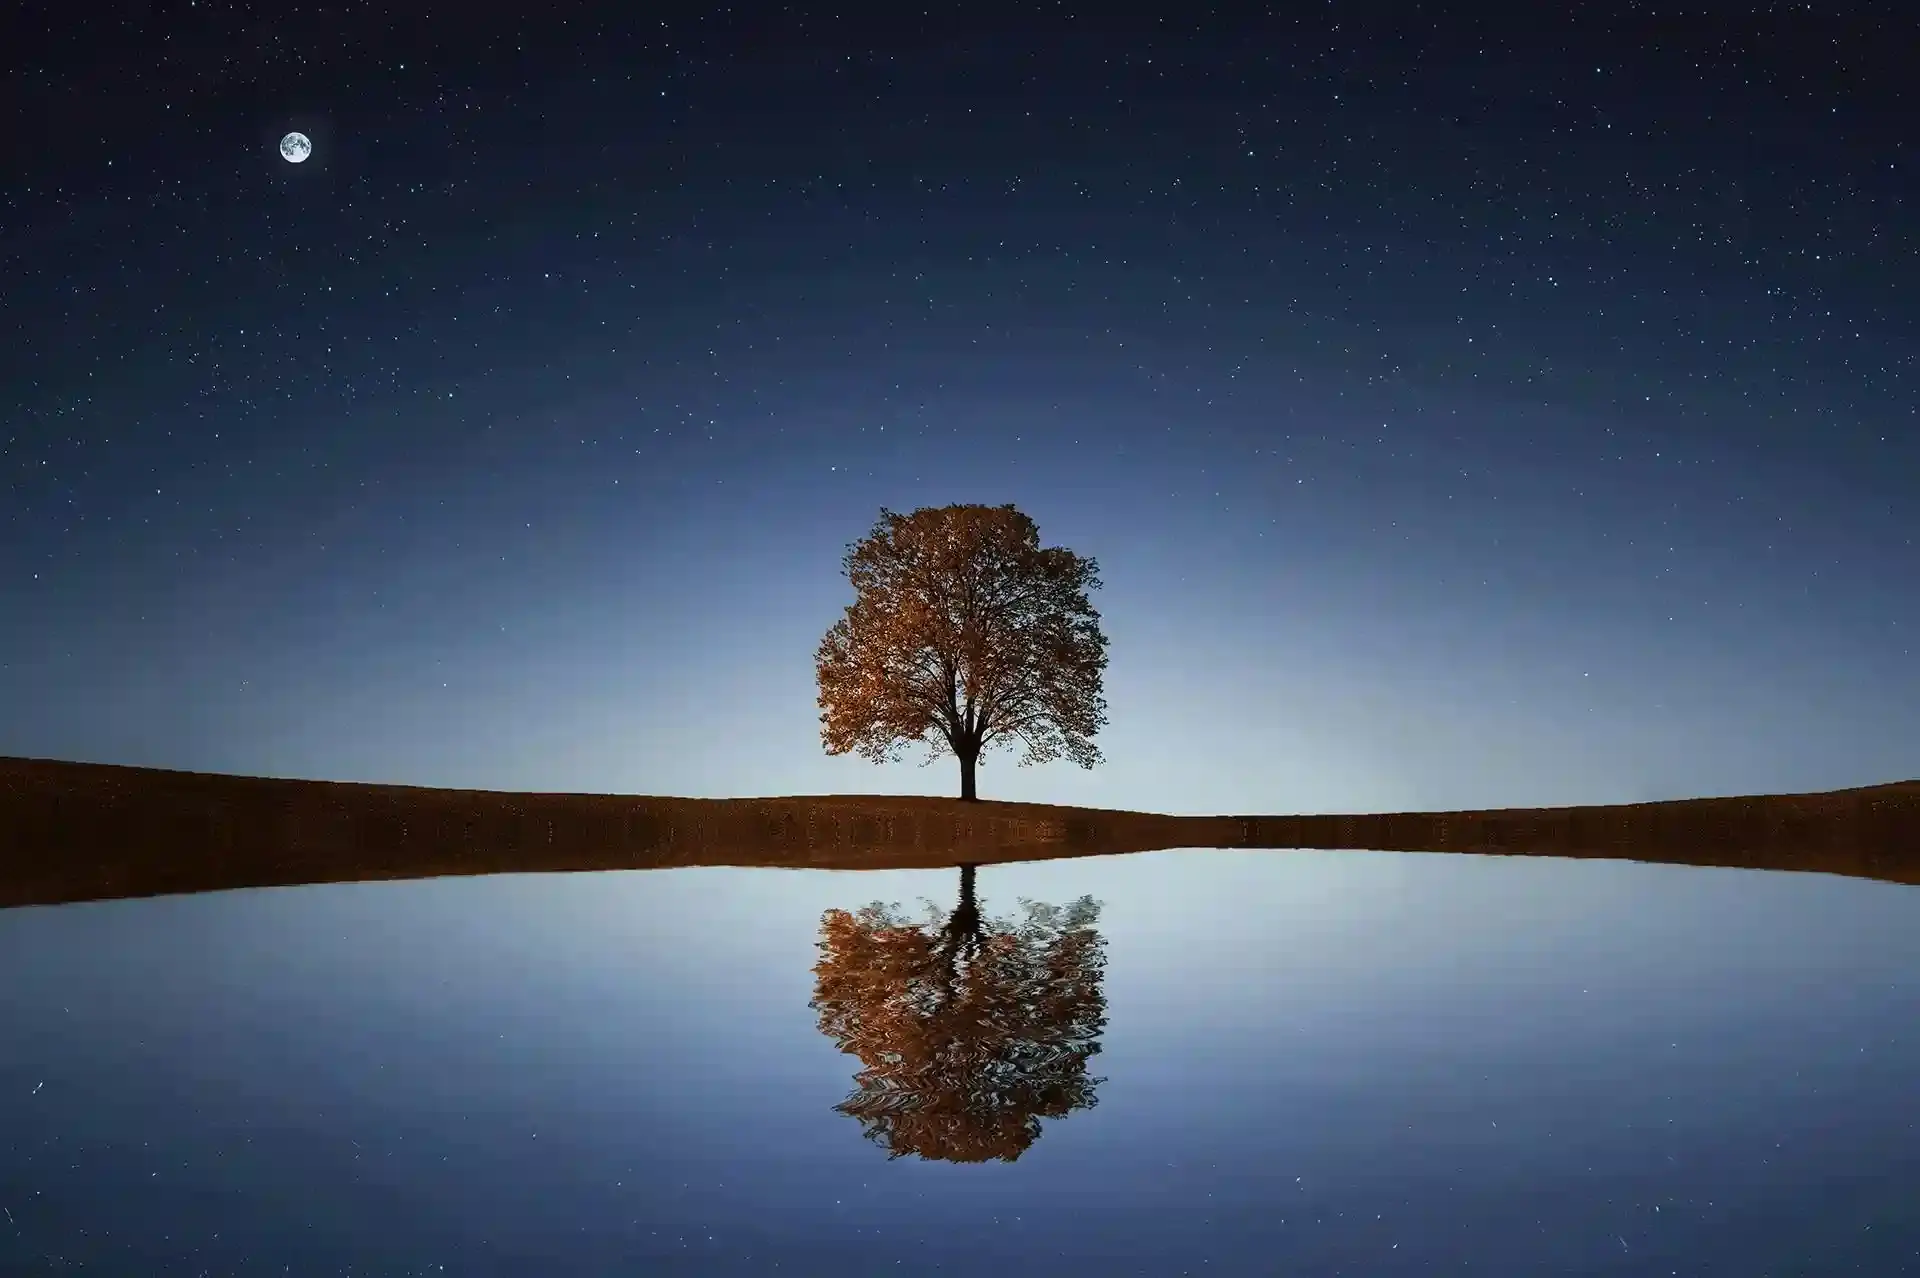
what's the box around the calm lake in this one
[1,847,1915,1274]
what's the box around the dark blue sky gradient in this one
[4,4,1915,811]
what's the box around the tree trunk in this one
[958,747,978,801]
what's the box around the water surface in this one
[1,848,1914,1274]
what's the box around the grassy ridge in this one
[1,755,1916,909]
[1233,782,1920,887]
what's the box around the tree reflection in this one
[810,864,1109,1163]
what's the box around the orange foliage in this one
[816,504,1109,799]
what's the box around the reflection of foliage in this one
[810,865,1108,1163]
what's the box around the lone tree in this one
[815,503,1109,801]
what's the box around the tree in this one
[809,864,1109,1163]
[815,503,1109,801]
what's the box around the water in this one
[1,848,1915,1274]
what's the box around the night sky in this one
[4,3,1914,815]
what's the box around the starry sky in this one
[3,3,1914,815]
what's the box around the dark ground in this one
[2,756,1916,909]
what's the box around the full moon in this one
[279,132,312,164]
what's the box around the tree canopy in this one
[815,503,1109,800]
[809,865,1109,1163]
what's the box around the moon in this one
[279,132,312,164]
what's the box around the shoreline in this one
[2,755,1916,909]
